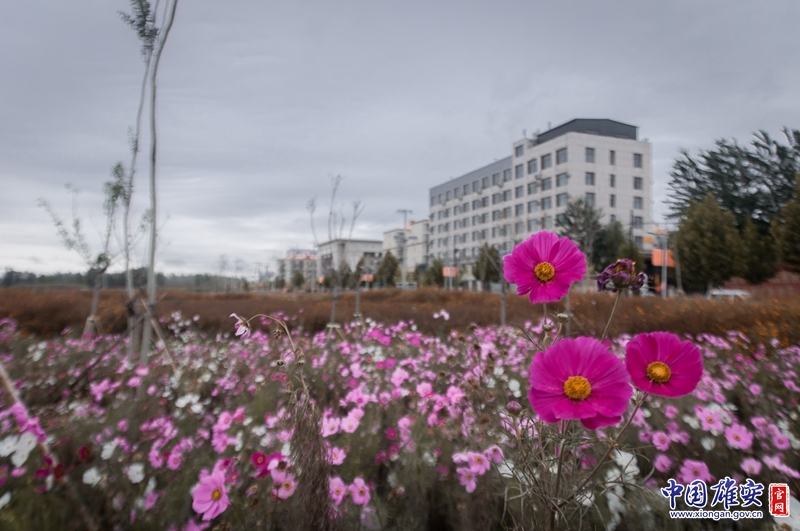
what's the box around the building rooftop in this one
[529,118,638,145]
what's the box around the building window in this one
[541,153,552,169]
[541,177,552,191]
[482,176,490,189]
[472,200,480,210]
[527,159,538,174]
[503,190,512,201]
[472,215,480,226]
[634,216,643,229]
[515,145,524,157]
[463,184,469,195]
[610,214,616,224]
[472,181,480,192]
[446,191,452,201]
[610,150,616,165]
[443,208,450,218]
[556,148,567,164]
[634,153,643,168]
[585,147,595,163]
[454,205,461,215]
[585,192,595,206]
[492,193,503,205]
[585,172,595,186]
[609,174,616,188]
[430,196,436,206]
[634,196,643,210]
[463,217,469,227]
[556,173,569,187]
[482,197,489,208]
[515,164,524,179]
[556,213,568,226]
[515,221,524,234]
[515,203,524,216]
[503,169,512,181]
[492,173,501,186]
[634,176,643,190]
[438,193,443,203]
[515,185,524,199]
[492,227,500,238]
[528,200,539,214]
[454,220,461,230]
[463,203,469,213]
[635,235,644,248]
[454,187,460,199]
[527,181,539,194]
[542,216,553,229]
[557,193,569,207]
[609,194,616,207]
[527,219,539,232]
[541,196,552,210]
[492,210,502,221]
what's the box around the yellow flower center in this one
[563,376,591,400]
[212,488,222,501]
[646,361,671,383]
[534,262,555,282]
[358,488,365,495]
[283,482,291,490]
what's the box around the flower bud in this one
[506,401,523,416]
[556,313,569,323]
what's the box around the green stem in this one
[557,391,647,509]
[230,501,248,531]
[599,291,622,342]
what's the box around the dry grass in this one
[1,287,799,345]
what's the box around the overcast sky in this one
[2,0,798,277]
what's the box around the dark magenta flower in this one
[596,259,647,292]
[503,231,587,304]
[528,337,632,429]
[625,332,703,397]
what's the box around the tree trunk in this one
[84,271,104,336]
[500,281,507,326]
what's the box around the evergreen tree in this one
[556,198,602,256]
[593,221,627,272]
[773,178,800,271]
[741,218,776,284]
[377,251,399,287]
[667,128,800,231]
[677,193,745,292]
[422,258,445,287]
[475,244,502,288]
[291,270,305,291]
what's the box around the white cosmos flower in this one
[17,432,37,453]
[101,440,118,460]
[0,492,10,510]
[127,463,145,484]
[0,436,18,457]
[11,448,31,467]
[701,437,716,451]
[83,467,102,486]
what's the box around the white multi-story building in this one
[317,239,383,280]
[382,219,430,277]
[277,249,318,287]
[428,119,653,280]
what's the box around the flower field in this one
[0,311,797,530]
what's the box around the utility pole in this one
[397,209,412,289]
[661,230,668,299]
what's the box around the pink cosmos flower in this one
[654,454,672,473]
[349,477,370,506]
[321,416,340,437]
[625,332,703,397]
[725,424,753,450]
[483,445,503,464]
[467,451,491,475]
[457,467,478,493]
[699,409,724,433]
[772,431,791,450]
[664,405,679,419]
[329,476,347,506]
[741,458,762,475]
[327,446,347,466]
[677,459,714,484]
[340,415,360,434]
[503,231,587,304]
[528,337,632,430]
[167,450,182,471]
[651,431,670,452]
[749,383,762,395]
[230,313,251,339]
[273,471,298,500]
[191,470,230,521]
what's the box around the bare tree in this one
[308,176,365,326]
[127,0,180,360]
[39,180,122,335]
